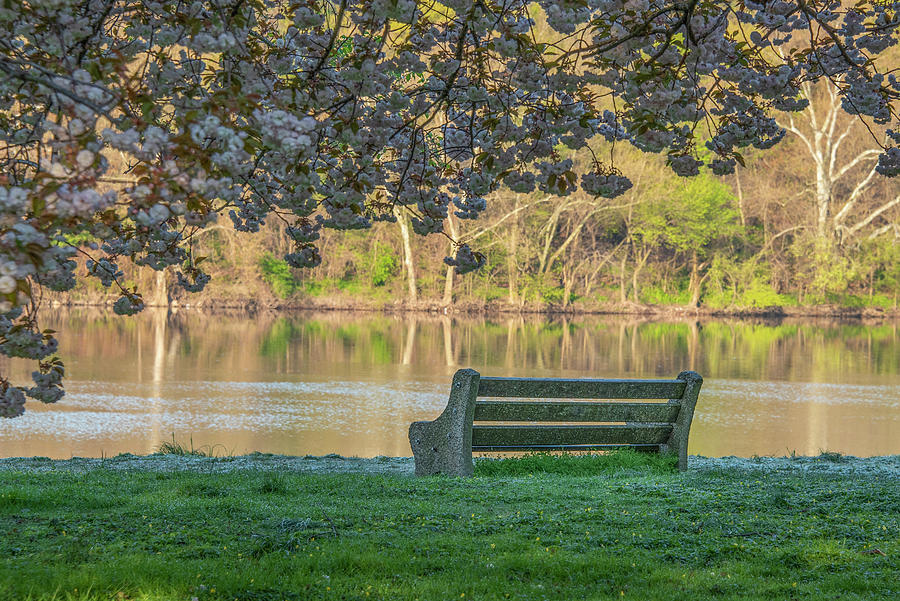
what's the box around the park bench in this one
[408,369,702,476]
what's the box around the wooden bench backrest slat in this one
[476,377,686,399]
[472,424,672,447]
[473,400,681,423]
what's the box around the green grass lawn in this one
[1,453,898,601]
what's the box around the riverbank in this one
[1,453,897,600]
[49,293,900,320]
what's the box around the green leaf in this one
[85,63,102,80]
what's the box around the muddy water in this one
[1,308,897,458]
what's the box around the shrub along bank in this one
[0,452,898,601]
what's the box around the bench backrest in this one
[471,370,702,470]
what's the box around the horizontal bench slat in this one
[473,444,661,452]
[472,424,672,447]
[474,400,680,423]
[476,378,686,399]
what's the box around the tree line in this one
[129,81,893,312]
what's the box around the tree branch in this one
[845,195,900,239]
[830,149,881,184]
[832,162,880,226]
[784,114,818,163]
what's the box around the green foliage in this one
[257,472,290,495]
[867,294,898,310]
[820,293,896,309]
[640,283,691,305]
[336,276,362,295]
[303,278,330,296]
[479,283,509,302]
[61,232,97,246]
[258,252,298,299]
[741,282,795,308]
[634,173,739,255]
[788,238,858,302]
[704,256,797,309]
[474,450,677,476]
[521,275,565,303]
[467,254,508,301]
[703,280,796,309]
[852,235,900,300]
[370,243,399,286]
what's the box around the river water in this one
[1,308,898,459]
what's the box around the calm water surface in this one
[1,308,898,458]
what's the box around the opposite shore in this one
[49,292,900,320]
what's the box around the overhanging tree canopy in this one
[2,0,899,416]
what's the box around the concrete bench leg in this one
[409,369,480,476]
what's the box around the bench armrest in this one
[409,368,481,476]
[665,370,703,471]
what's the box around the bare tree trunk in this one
[442,214,459,306]
[815,165,831,241]
[537,201,567,275]
[631,246,650,303]
[149,269,169,307]
[394,207,417,303]
[507,194,520,305]
[631,259,641,303]
[688,264,701,308]
[583,241,626,299]
[687,251,707,308]
[734,167,746,228]
[562,265,576,309]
